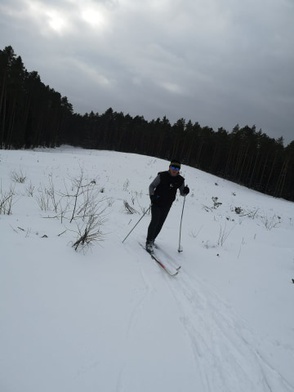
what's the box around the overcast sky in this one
[1,0,293,145]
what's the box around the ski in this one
[139,243,179,276]
[148,251,179,276]
[153,244,181,271]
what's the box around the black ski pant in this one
[147,203,171,242]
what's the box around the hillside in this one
[1,147,293,392]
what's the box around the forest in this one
[1,45,293,201]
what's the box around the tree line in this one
[1,45,293,201]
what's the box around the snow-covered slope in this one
[1,147,293,392]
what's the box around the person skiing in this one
[146,159,189,252]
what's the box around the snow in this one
[0,146,293,392]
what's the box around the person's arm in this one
[149,174,160,196]
[179,181,190,196]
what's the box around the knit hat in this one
[170,160,181,169]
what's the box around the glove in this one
[150,195,159,204]
[183,186,190,195]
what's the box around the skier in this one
[146,159,189,252]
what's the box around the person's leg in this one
[147,204,161,243]
[153,205,171,240]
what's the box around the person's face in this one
[169,165,180,176]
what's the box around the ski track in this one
[125,265,154,341]
[122,244,291,392]
[165,270,293,392]
[115,250,156,392]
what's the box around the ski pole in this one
[178,195,186,252]
[122,206,151,243]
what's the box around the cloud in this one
[0,0,293,144]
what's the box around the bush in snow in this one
[10,169,26,183]
[0,186,14,215]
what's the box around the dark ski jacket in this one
[149,171,185,207]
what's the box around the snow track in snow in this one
[166,271,293,392]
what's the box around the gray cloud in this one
[0,0,293,145]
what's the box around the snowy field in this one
[0,146,293,392]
